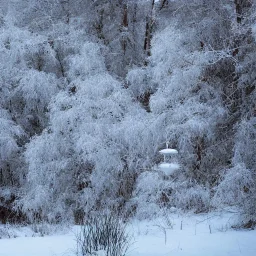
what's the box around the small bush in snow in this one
[133,170,211,217]
[173,184,211,213]
[213,163,256,226]
[76,213,131,256]
[0,224,17,239]
[31,221,66,237]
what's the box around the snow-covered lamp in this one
[159,144,179,176]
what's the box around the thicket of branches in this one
[0,0,255,227]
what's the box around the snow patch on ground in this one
[0,212,255,256]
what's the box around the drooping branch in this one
[159,0,168,10]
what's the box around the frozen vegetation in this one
[0,0,255,255]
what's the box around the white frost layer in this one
[159,163,180,175]
[159,148,178,154]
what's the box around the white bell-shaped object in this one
[159,162,180,176]
[158,144,179,175]
[159,148,178,155]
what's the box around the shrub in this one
[213,163,256,226]
[172,184,211,213]
[76,213,131,256]
[0,224,17,239]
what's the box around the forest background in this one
[0,0,255,227]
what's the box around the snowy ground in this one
[0,212,255,256]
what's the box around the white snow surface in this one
[159,148,178,154]
[0,212,256,256]
[159,163,180,175]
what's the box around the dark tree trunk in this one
[144,0,155,58]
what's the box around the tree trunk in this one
[144,0,155,58]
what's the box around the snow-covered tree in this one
[19,41,149,222]
[0,109,24,187]
[0,0,255,224]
